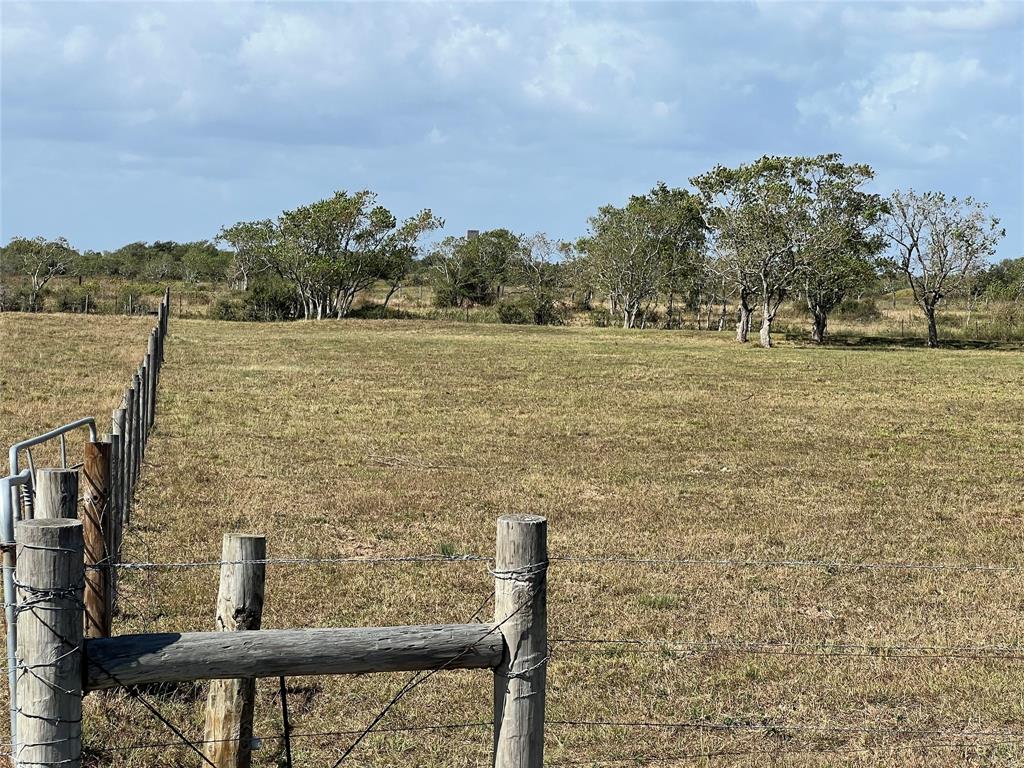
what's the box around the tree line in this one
[2,153,1017,347]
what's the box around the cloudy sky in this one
[2,1,1022,258]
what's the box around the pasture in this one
[1,312,1022,767]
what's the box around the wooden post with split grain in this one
[202,534,267,767]
[493,514,548,768]
[81,440,112,638]
[15,518,84,768]
[34,468,79,520]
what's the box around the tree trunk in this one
[736,292,751,343]
[925,304,939,348]
[382,283,400,310]
[810,310,827,344]
[759,312,773,348]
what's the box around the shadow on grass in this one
[783,331,1024,352]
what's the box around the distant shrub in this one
[0,283,34,312]
[498,295,566,325]
[834,298,881,321]
[497,300,531,325]
[347,301,412,320]
[52,283,101,313]
[209,294,246,321]
[243,274,298,321]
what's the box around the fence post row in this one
[17,512,548,768]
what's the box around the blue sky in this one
[2,1,1022,258]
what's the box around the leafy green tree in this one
[579,183,705,329]
[226,190,441,320]
[799,162,885,343]
[218,221,275,290]
[881,190,1005,347]
[2,236,79,311]
[427,229,524,308]
[693,154,881,347]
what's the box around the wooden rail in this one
[84,624,506,690]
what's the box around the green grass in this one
[1,313,1023,766]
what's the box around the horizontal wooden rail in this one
[84,623,503,691]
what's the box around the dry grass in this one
[2,312,1023,766]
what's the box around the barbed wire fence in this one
[10,545,1008,766]
[3,288,1023,766]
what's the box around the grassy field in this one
[1,312,1023,766]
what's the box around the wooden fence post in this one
[106,429,122,616]
[139,360,149,451]
[34,468,79,520]
[82,440,112,639]
[111,407,127,547]
[133,369,143,476]
[124,383,137,525]
[203,534,267,768]
[493,514,548,768]
[147,332,157,427]
[15,518,84,767]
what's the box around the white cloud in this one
[841,1,1022,33]
[797,51,1013,163]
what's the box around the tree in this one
[579,183,705,329]
[509,233,566,323]
[881,190,1005,347]
[799,161,885,343]
[693,154,883,347]
[427,229,524,308]
[693,156,825,348]
[3,236,78,311]
[218,221,275,290]
[225,191,441,320]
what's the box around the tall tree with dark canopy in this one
[800,160,886,343]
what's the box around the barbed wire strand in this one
[550,637,1024,661]
[327,586,504,767]
[330,559,547,766]
[99,551,1022,573]
[545,719,1024,739]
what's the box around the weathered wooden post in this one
[139,360,149,452]
[15,518,84,767]
[493,514,548,768]
[111,407,127,549]
[133,369,143,477]
[202,534,267,767]
[82,440,112,638]
[34,468,79,520]
[124,382,137,524]
[106,429,122,616]
[147,332,157,427]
